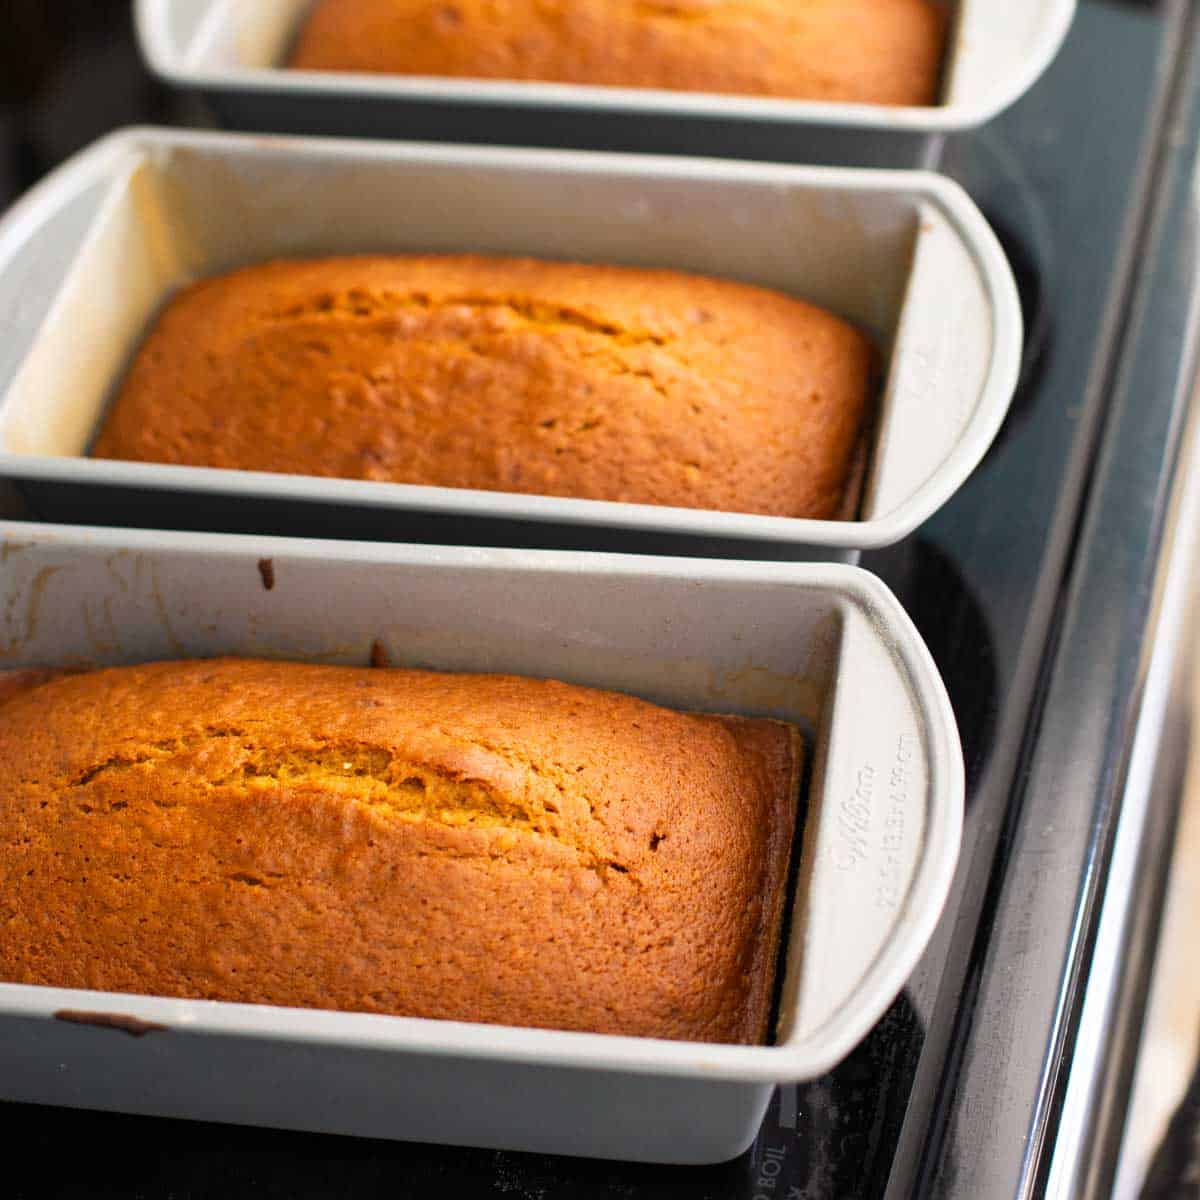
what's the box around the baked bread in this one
[91,254,873,520]
[0,659,800,1044]
[289,0,948,107]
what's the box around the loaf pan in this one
[0,128,1021,557]
[0,521,963,1163]
[134,0,1076,167]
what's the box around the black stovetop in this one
[2,3,1197,1197]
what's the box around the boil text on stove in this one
[753,1144,788,1198]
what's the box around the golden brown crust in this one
[0,659,800,1044]
[289,0,948,107]
[91,254,873,521]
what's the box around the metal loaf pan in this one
[134,0,1076,167]
[0,128,1021,559]
[0,522,963,1164]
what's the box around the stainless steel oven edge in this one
[910,1,1200,1194]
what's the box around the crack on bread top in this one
[265,288,672,350]
[66,731,633,877]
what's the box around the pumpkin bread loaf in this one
[290,0,948,107]
[91,254,873,521]
[0,659,800,1044]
